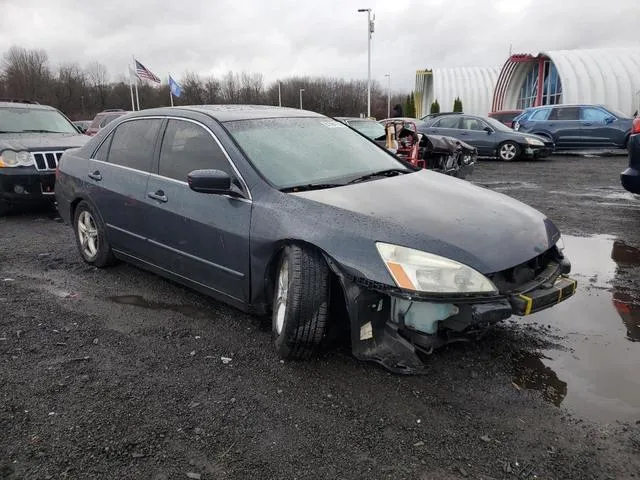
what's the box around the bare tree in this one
[2,46,51,102]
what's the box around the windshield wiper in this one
[19,129,68,133]
[280,183,345,193]
[347,168,411,184]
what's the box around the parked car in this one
[621,117,640,194]
[55,105,576,373]
[335,117,386,139]
[513,104,634,150]
[337,117,476,179]
[420,112,462,122]
[0,100,89,215]
[421,113,554,161]
[85,109,129,136]
[73,120,92,134]
[488,109,522,128]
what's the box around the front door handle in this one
[148,190,168,203]
[583,122,592,126]
[88,171,102,181]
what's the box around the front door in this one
[579,106,621,148]
[143,119,252,303]
[456,116,495,156]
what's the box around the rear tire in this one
[272,245,330,360]
[73,201,116,268]
[497,141,520,161]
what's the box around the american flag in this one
[134,59,161,83]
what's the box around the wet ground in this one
[2,154,640,479]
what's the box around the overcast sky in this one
[1,0,638,92]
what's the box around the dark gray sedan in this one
[55,105,576,373]
[421,113,554,161]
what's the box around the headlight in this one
[376,242,498,294]
[555,236,565,252]
[525,137,544,146]
[0,150,33,167]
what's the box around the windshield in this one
[484,117,515,132]
[347,120,385,139]
[225,117,409,189]
[0,107,78,134]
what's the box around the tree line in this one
[0,46,409,121]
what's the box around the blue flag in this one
[169,75,182,98]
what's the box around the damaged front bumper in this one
[341,259,576,374]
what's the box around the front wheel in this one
[73,201,116,267]
[497,141,520,161]
[272,245,330,360]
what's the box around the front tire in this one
[73,201,115,268]
[272,245,330,360]
[497,141,520,161]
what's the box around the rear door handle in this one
[88,171,102,181]
[148,190,168,203]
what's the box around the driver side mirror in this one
[605,116,615,124]
[188,169,241,197]
[484,126,494,134]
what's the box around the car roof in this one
[0,101,56,111]
[128,105,325,122]
[335,116,375,121]
[490,110,522,114]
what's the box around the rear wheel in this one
[73,201,116,267]
[497,141,520,161]
[272,245,330,360]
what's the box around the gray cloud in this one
[1,0,638,91]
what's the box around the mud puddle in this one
[108,295,212,320]
[514,234,640,422]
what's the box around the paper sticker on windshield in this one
[320,121,347,128]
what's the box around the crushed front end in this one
[338,243,576,374]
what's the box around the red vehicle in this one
[85,109,129,136]
[488,109,522,129]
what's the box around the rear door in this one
[547,106,581,149]
[143,118,252,303]
[87,118,163,258]
[579,106,620,148]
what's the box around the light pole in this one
[384,73,391,118]
[299,88,304,110]
[357,8,374,118]
[278,81,282,107]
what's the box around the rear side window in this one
[107,119,163,172]
[158,119,232,182]
[550,107,579,121]
[434,116,460,128]
[580,107,610,121]
[529,109,551,121]
[92,135,113,161]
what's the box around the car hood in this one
[0,133,89,151]
[292,170,559,275]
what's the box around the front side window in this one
[107,119,163,172]
[460,117,485,131]
[0,106,79,134]
[580,107,610,122]
[434,116,460,128]
[158,120,233,182]
[225,117,410,189]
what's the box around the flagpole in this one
[128,69,135,111]
[132,55,140,110]
[169,74,174,107]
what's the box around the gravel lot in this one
[1,155,639,480]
